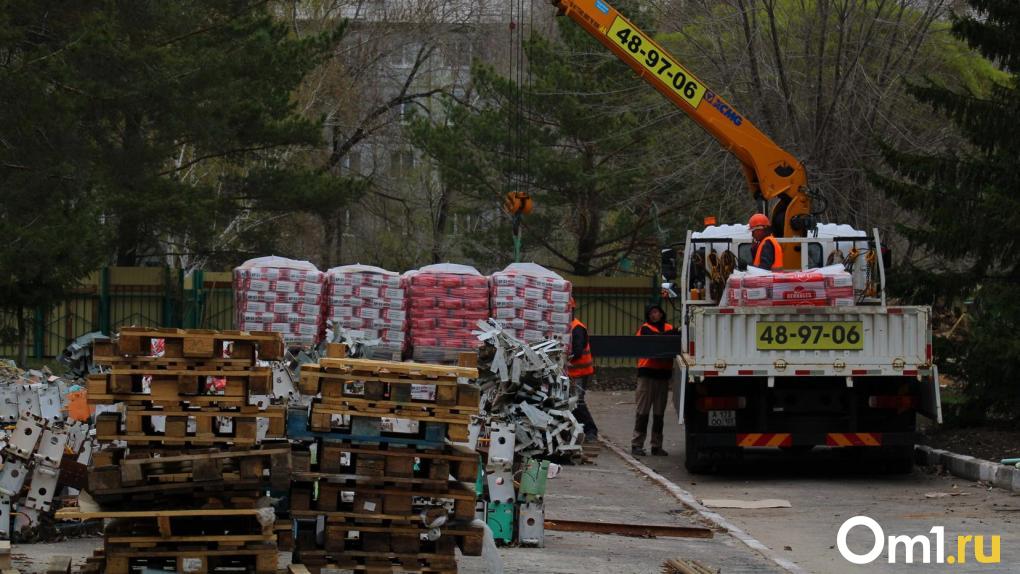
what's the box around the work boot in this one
[651,447,668,456]
[631,446,647,456]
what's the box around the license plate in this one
[708,410,736,427]
[755,321,864,351]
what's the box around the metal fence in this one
[0,268,236,359]
[2,268,657,364]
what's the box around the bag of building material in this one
[407,263,489,363]
[234,256,325,346]
[724,264,855,307]
[489,263,572,347]
[325,264,407,360]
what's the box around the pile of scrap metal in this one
[0,363,93,540]
[469,319,583,547]
[472,319,584,460]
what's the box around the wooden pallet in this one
[87,367,271,401]
[308,401,471,443]
[94,405,286,446]
[299,357,477,397]
[292,516,484,557]
[291,549,458,574]
[99,327,284,361]
[301,440,478,483]
[89,444,292,495]
[290,479,476,520]
[286,408,448,448]
[102,543,278,574]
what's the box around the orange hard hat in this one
[748,213,770,229]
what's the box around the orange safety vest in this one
[753,235,784,270]
[567,319,595,378]
[636,321,675,371]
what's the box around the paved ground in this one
[12,390,1020,572]
[459,428,782,574]
[588,389,1020,573]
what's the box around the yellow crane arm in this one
[551,0,814,240]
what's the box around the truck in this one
[552,0,941,472]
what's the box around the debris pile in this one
[0,364,92,539]
[470,319,584,547]
[235,256,326,347]
[473,320,583,460]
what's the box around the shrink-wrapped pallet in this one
[407,263,489,363]
[234,256,325,346]
[325,264,407,360]
[489,262,572,346]
[724,265,855,307]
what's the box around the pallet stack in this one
[289,347,484,573]
[67,327,292,574]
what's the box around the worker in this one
[748,213,784,270]
[632,304,675,456]
[567,298,598,440]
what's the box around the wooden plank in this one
[317,396,479,415]
[318,357,477,379]
[56,508,263,520]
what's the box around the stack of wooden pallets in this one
[289,347,484,573]
[62,327,291,574]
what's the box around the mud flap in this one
[918,365,943,424]
[674,361,686,425]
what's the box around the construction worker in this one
[567,298,598,440]
[748,213,784,270]
[632,304,675,456]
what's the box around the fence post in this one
[98,267,111,335]
[191,270,205,329]
[32,307,45,359]
[162,267,174,328]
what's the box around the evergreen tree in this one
[874,0,1020,423]
[409,8,696,275]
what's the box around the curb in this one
[599,437,808,574]
[914,444,1020,492]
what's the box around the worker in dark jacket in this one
[632,304,676,456]
[748,213,784,270]
[567,298,598,440]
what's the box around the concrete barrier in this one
[914,444,1020,493]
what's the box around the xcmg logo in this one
[837,516,1001,565]
[703,90,743,126]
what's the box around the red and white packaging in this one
[723,265,856,308]
[234,256,325,346]
[407,263,490,363]
[489,263,573,345]
[325,265,408,359]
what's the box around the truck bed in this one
[686,306,931,378]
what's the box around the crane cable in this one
[506,0,534,262]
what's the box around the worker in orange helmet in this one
[748,213,784,271]
[567,297,598,440]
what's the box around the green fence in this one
[2,268,657,362]
[0,268,236,359]
[568,274,660,367]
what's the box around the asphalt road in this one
[588,389,1020,573]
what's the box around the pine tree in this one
[409,7,696,275]
[874,0,1020,423]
